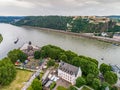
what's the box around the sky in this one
[0,0,120,16]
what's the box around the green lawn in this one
[0,69,33,90]
[57,86,68,90]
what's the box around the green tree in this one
[7,49,27,63]
[31,78,42,90]
[18,51,27,63]
[65,50,78,62]
[0,58,16,86]
[7,49,21,63]
[111,86,118,90]
[100,82,110,90]
[104,71,118,85]
[47,59,55,67]
[50,81,56,90]
[100,63,111,74]
[76,77,86,88]
[59,54,68,62]
[92,78,101,90]
[86,73,95,85]
[34,51,41,59]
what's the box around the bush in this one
[34,51,41,59]
[47,59,55,67]
[50,81,56,90]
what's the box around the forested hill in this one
[0,16,24,23]
[14,16,73,30]
[14,16,120,33]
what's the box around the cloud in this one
[0,0,120,16]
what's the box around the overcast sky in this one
[0,0,120,16]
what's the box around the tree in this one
[31,78,42,90]
[0,58,16,86]
[34,51,41,59]
[68,86,77,90]
[86,73,95,85]
[100,82,110,90]
[47,59,55,67]
[59,54,68,62]
[92,78,101,90]
[7,49,27,63]
[65,50,78,61]
[7,49,21,63]
[111,86,118,90]
[76,77,86,88]
[18,51,27,63]
[100,63,111,74]
[50,81,56,90]
[104,71,118,85]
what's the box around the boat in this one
[14,38,19,44]
[101,58,104,60]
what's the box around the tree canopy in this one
[92,78,101,90]
[7,49,27,63]
[100,63,111,74]
[47,59,55,67]
[76,77,86,88]
[104,71,118,85]
[34,51,41,59]
[0,58,16,86]
[31,78,42,90]
[41,45,99,76]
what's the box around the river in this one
[0,23,120,64]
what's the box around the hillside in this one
[0,16,24,23]
[14,16,120,33]
[14,16,73,30]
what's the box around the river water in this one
[0,23,120,64]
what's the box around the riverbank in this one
[0,34,3,43]
[23,26,120,44]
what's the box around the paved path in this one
[74,85,94,90]
[21,68,41,90]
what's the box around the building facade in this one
[58,61,82,85]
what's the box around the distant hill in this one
[14,16,73,30]
[12,16,120,35]
[0,16,24,23]
[106,16,120,19]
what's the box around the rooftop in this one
[59,61,79,76]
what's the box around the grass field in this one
[57,86,68,90]
[0,69,33,90]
